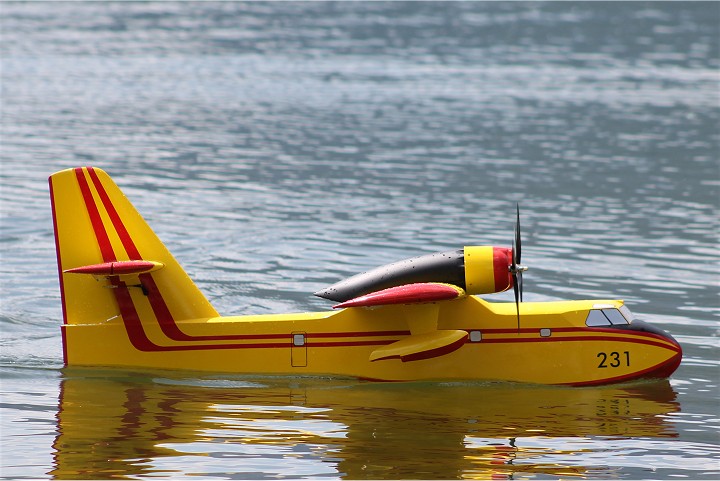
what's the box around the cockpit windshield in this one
[585,307,632,327]
[618,305,634,322]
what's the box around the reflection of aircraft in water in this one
[51,370,680,479]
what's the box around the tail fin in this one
[49,167,219,333]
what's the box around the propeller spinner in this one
[509,204,528,332]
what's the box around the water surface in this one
[1,2,718,479]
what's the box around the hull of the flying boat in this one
[50,167,682,386]
[61,298,682,386]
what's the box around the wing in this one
[333,282,469,363]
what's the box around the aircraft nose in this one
[624,319,680,345]
[605,319,683,382]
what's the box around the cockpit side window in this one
[585,306,630,327]
[585,308,630,327]
[586,310,610,326]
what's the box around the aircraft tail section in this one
[49,167,219,338]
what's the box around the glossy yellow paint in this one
[50,167,682,385]
[368,329,468,361]
[51,167,218,327]
[464,246,497,294]
[60,296,680,385]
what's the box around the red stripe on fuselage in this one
[112,278,169,351]
[138,273,199,341]
[477,334,676,351]
[562,351,682,387]
[462,327,680,352]
[310,330,410,338]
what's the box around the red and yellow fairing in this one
[463,246,513,294]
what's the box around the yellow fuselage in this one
[50,167,682,386]
[64,296,681,386]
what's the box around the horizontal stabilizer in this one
[64,260,164,276]
[333,283,465,309]
[370,329,468,362]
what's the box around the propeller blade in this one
[511,229,518,276]
[515,203,522,265]
[518,270,524,303]
[511,204,524,333]
[513,272,520,333]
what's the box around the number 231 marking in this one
[597,351,630,368]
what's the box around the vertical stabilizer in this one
[49,167,219,336]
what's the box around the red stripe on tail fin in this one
[74,167,116,263]
[86,167,143,260]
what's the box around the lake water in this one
[1,2,718,479]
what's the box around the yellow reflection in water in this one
[50,370,679,479]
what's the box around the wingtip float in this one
[49,167,682,385]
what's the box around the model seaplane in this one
[49,167,682,386]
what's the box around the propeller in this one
[509,204,528,333]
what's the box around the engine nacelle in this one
[314,246,514,302]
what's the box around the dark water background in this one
[1,2,718,479]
